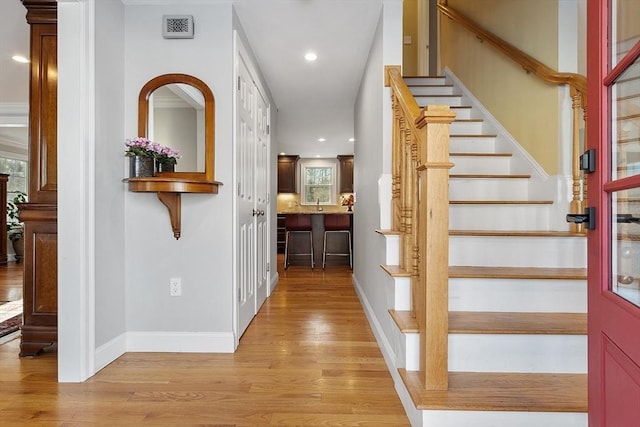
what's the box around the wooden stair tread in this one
[380,264,411,277]
[390,310,586,334]
[449,265,586,280]
[450,173,531,179]
[449,311,587,335]
[375,229,401,236]
[389,309,418,333]
[450,152,512,157]
[450,229,585,237]
[451,134,497,138]
[414,94,462,98]
[399,369,587,412]
[450,200,553,205]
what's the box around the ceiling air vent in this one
[162,15,194,39]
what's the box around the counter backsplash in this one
[276,193,353,214]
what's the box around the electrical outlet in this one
[170,277,182,296]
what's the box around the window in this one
[300,159,337,205]
[0,157,28,195]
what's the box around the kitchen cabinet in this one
[278,155,299,193]
[338,155,354,193]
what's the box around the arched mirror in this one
[138,73,215,182]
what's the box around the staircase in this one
[380,74,588,426]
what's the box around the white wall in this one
[352,0,402,377]
[123,3,235,350]
[94,0,126,352]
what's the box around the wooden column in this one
[416,105,455,390]
[0,174,8,266]
[19,0,58,357]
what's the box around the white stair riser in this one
[421,409,587,427]
[450,137,496,153]
[391,276,411,311]
[449,235,586,268]
[449,178,529,200]
[391,327,420,372]
[405,77,447,85]
[450,156,512,174]
[449,278,587,313]
[415,95,463,106]
[450,107,475,119]
[450,204,551,231]
[382,234,400,265]
[449,334,587,373]
[409,86,455,96]
[450,120,486,134]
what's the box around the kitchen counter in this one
[277,210,353,215]
[278,212,353,268]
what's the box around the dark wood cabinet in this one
[338,155,354,193]
[278,155,298,193]
[19,0,58,357]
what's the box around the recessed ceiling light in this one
[304,52,317,61]
[315,155,321,158]
[279,152,286,155]
[348,138,355,142]
[12,55,29,63]
[318,138,326,142]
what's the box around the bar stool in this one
[284,214,314,269]
[322,214,352,269]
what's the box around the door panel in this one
[588,0,640,425]
[255,91,269,309]
[236,52,257,337]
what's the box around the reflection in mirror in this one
[138,73,215,183]
[149,84,205,172]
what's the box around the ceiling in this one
[0,0,384,159]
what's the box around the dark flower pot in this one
[11,237,24,263]
[129,156,154,178]
[156,162,175,173]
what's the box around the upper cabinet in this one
[338,155,354,193]
[278,155,299,193]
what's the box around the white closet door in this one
[236,52,257,338]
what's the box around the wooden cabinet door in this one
[338,155,354,193]
[277,155,298,193]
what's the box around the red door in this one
[587,1,640,426]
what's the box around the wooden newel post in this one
[415,105,455,390]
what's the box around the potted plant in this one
[125,137,181,176]
[7,191,27,263]
[155,145,181,173]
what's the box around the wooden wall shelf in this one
[124,177,222,239]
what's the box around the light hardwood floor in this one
[0,257,410,426]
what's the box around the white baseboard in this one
[94,331,236,376]
[94,333,127,373]
[126,331,236,353]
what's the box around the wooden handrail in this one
[438,1,588,231]
[437,2,587,106]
